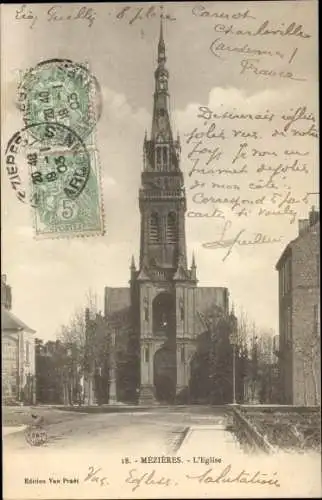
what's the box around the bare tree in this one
[294,330,320,406]
[56,289,100,405]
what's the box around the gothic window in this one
[144,346,150,363]
[150,212,160,242]
[144,297,149,322]
[166,212,176,243]
[179,298,184,321]
[152,293,174,338]
[156,147,162,168]
[163,146,168,166]
[155,145,168,170]
[161,313,168,329]
[181,347,185,363]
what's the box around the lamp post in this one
[66,347,72,405]
[229,321,238,405]
[232,342,236,404]
[108,329,117,404]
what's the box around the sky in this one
[1,2,319,340]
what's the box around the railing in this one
[139,189,185,200]
[149,269,170,280]
[229,406,275,454]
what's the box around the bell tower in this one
[139,15,187,275]
[131,14,198,404]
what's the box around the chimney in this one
[1,274,7,284]
[309,206,319,227]
[298,219,309,235]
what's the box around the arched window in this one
[155,145,168,170]
[179,297,184,321]
[166,212,176,243]
[163,147,168,166]
[143,297,149,321]
[150,212,160,242]
[152,292,175,338]
[156,147,162,168]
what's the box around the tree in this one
[293,329,320,405]
[191,304,253,405]
[210,314,234,404]
[233,309,279,404]
[55,289,100,405]
[84,309,110,405]
[35,339,67,404]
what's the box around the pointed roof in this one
[137,267,151,281]
[173,267,189,281]
[1,306,35,333]
[158,11,166,65]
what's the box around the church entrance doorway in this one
[154,347,176,404]
[152,292,177,403]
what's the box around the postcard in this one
[1,1,321,499]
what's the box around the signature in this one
[125,468,173,492]
[116,6,176,25]
[15,4,96,29]
[84,466,109,487]
[186,465,280,486]
[201,220,283,260]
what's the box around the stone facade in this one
[104,22,229,404]
[276,208,320,406]
[1,275,36,404]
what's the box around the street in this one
[3,405,239,455]
[3,406,321,499]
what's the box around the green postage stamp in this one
[5,58,104,238]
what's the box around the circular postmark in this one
[17,59,102,140]
[5,122,91,209]
[24,424,48,447]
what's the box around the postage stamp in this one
[17,58,102,141]
[5,122,104,238]
[7,57,104,238]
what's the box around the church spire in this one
[138,17,189,276]
[158,10,166,65]
[150,9,173,149]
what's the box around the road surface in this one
[3,406,321,498]
[4,405,241,455]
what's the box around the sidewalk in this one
[3,425,27,437]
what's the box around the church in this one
[104,19,230,404]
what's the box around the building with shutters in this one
[276,207,320,406]
[1,275,36,404]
